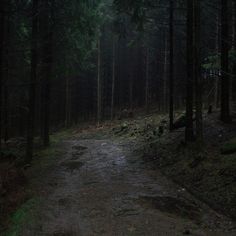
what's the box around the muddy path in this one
[21,134,236,236]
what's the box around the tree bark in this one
[220,0,231,123]
[169,0,174,130]
[4,11,10,143]
[65,72,71,128]
[41,0,54,147]
[194,0,203,142]
[145,47,150,114]
[163,33,168,113]
[129,67,133,111]
[232,0,236,103]
[97,37,102,125]
[0,0,6,150]
[185,0,195,142]
[111,35,116,120]
[214,12,220,109]
[26,0,39,163]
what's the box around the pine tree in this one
[220,0,231,123]
[26,0,39,163]
[185,0,194,142]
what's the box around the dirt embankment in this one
[154,114,236,220]
[113,111,236,220]
[0,160,27,233]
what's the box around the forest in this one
[0,0,236,235]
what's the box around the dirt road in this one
[21,134,236,236]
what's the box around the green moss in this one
[2,129,74,236]
[50,128,74,144]
[221,138,236,155]
[32,129,74,169]
[4,198,39,236]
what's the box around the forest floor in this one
[2,111,236,236]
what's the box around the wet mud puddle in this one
[22,138,236,236]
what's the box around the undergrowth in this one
[3,129,73,236]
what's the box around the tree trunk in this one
[4,81,8,143]
[129,67,133,111]
[163,34,168,113]
[4,11,10,143]
[111,35,116,120]
[169,0,174,130]
[0,0,6,150]
[194,0,203,142]
[129,46,134,111]
[232,0,236,103]
[214,13,220,109]
[41,0,54,147]
[97,37,102,125]
[185,0,195,142]
[220,0,231,123]
[65,72,71,128]
[145,47,150,114]
[26,0,39,163]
